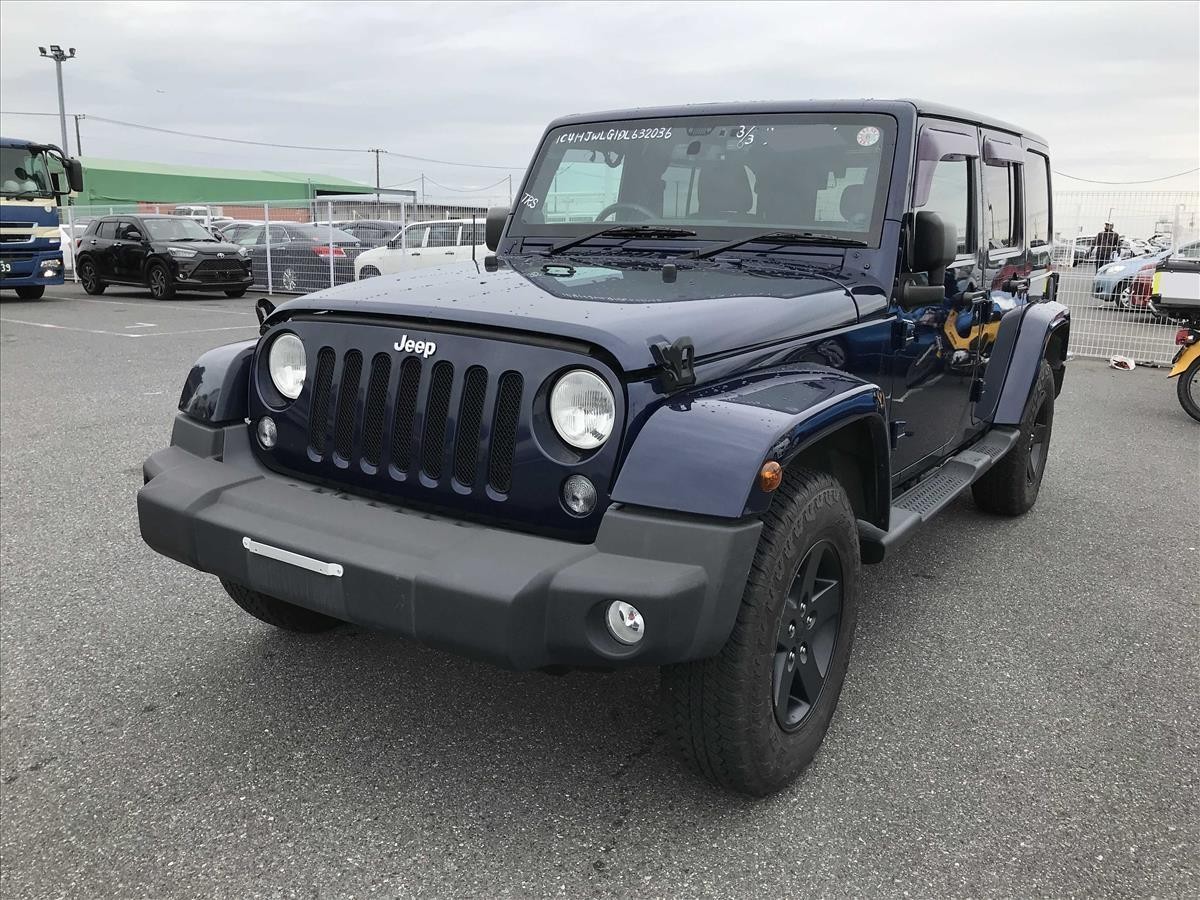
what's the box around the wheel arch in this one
[977,300,1070,424]
[178,339,257,424]
[611,367,890,528]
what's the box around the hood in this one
[266,257,874,372]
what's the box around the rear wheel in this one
[1177,357,1200,423]
[359,265,381,279]
[147,261,175,300]
[972,359,1056,516]
[220,579,342,633]
[224,287,248,298]
[78,258,105,294]
[14,285,45,300]
[661,468,859,796]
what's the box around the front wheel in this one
[972,359,1056,515]
[224,287,248,298]
[1114,282,1133,310]
[78,258,105,295]
[14,285,45,300]
[147,261,175,300]
[661,468,859,796]
[1177,357,1200,423]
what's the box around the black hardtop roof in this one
[546,98,1046,146]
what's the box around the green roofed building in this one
[75,157,376,206]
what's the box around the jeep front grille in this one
[307,347,524,495]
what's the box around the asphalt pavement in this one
[1,284,1197,899]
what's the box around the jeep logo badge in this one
[394,334,437,358]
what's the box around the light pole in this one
[38,45,76,154]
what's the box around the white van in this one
[354,219,487,279]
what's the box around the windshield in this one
[511,114,896,246]
[0,146,55,199]
[143,218,217,241]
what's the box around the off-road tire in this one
[14,285,45,300]
[224,287,249,298]
[220,579,342,633]
[972,359,1056,516]
[147,261,175,300]
[1177,357,1200,423]
[661,468,860,796]
[78,258,105,294]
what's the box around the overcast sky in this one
[1,0,1197,199]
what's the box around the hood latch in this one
[650,336,696,392]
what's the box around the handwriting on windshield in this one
[520,193,539,210]
[557,127,673,145]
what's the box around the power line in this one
[1054,167,1200,185]
[0,109,526,170]
[421,175,510,193]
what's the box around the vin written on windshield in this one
[510,114,897,247]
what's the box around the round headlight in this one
[267,333,306,400]
[549,369,615,450]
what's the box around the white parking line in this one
[0,318,258,338]
[41,294,258,316]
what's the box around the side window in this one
[917,158,972,256]
[97,220,118,239]
[116,220,142,240]
[236,226,263,246]
[428,223,460,248]
[403,225,428,249]
[266,225,289,244]
[983,163,1021,253]
[1178,242,1200,260]
[460,223,486,245]
[1024,151,1051,249]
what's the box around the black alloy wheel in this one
[78,258,104,294]
[773,540,844,731]
[148,262,174,300]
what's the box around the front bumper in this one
[0,249,64,287]
[173,259,254,291]
[138,416,761,670]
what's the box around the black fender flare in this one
[611,365,890,527]
[177,339,256,424]
[977,300,1070,425]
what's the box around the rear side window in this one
[983,164,1021,252]
[1024,151,1051,249]
[918,158,972,256]
[97,220,118,239]
[427,223,460,248]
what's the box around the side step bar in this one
[857,426,1020,564]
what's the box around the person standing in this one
[1093,222,1121,265]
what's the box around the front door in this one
[113,219,146,281]
[888,123,983,477]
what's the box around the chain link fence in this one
[61,197,495,293]
[1052,191,1198,366]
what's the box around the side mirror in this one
[485,206,508,252]
[900,211,957,309]
[127,230,143,241]
[64,158,83,193]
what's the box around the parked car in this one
[232,222,361,293]
[1093,247,1173,309]
[74,214,253,299]
[138,99,1069,796]
[354,219,486,279]
[1053,234,1094,267]
[216,220,261,243]
[332,219,404,249]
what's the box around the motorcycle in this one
[1168,323,1200,423]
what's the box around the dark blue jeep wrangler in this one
[138,100,1068,795]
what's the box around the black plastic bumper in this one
[138,416,761,670]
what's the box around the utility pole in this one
[74,114,83,156]
[420,173,425,205]
[370,148,383,213]
[507,174,512,204]
[38,45,76,154]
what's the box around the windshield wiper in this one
[686,230,867,260]
[545,225,696,255]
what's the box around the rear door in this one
[401,223,433,268]
[91,220,121,278]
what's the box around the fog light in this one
[256,416,277,449]
[562,474,597,516]
[606,601,644,645]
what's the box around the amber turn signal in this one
[759,461,783,492]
